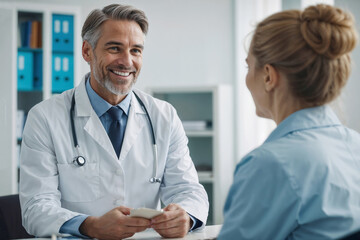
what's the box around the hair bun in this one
[300,4,357,59]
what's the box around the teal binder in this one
[17,51,33,91]
[52,53,73,92]
[52,14,74,52]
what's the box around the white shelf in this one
[198,171,214,183]
[199,177,214,183]
[185,130,214,137]
[0,2,81,196]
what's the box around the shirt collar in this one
[85,77,132,117]
[265,105,341,143]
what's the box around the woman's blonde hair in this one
[251,4,358,105]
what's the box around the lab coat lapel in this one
[75,77,116,158]
[84,113,116,158]
[119,91,146,162]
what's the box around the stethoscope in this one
[70,90,162,184]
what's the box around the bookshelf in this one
[0,2,81,196]
[149,85,234,224]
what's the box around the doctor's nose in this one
[116,51,133,67]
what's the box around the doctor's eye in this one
[131,48,142,55]
[108,46,120,53]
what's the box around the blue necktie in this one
[107,106,124,158]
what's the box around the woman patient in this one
[218,4,360,240]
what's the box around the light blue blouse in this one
[218,105,360,240]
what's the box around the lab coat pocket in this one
[57,162,100,202]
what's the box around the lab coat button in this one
[114,200,122,206]
[115,169,122,176]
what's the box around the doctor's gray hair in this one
[81,4,148,49]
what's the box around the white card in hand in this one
[130,208,163,219]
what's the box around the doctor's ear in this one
[263,64,280,92]
[82,41,93,63]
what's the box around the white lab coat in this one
[19,75,209,237]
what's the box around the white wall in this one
[1,0,234,88]
[234,0,279,161]
[70,0,235,91]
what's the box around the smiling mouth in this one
[110,69,133,77]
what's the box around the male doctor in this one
[19,4,208,239]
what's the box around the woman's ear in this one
[82,41,93,63]
[263,64,280,92]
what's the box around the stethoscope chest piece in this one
[73,156,86,166]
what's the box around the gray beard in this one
[92,60,134,96]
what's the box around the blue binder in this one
[52,53,74,92]
[52,14,74,52]
[20,21,32,48]
[33,52,43,90]
[17,51,33,91]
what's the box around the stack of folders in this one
[19,20,42,48]
[182,120,212,131]
[197,171,213,178]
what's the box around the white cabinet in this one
[149,85,234,224]
[0,2,81,195]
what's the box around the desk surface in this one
[21,225,222,240]
[127,225,221,239]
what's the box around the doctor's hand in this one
[151,203,192,238]
[79,206,150,240]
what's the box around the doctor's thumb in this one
[117,205,131,215]
[163,203,179,211]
